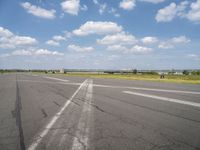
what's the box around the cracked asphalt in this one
[0,73,200,150]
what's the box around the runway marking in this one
[19,79,200,95]
[18,79,80,86]
[94,84,200,95]
[27,79,88,150]
[123,91,200,108]
[71,79,93,150]
[31,74,38,77]
[43,76,69,82]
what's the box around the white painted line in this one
[27,79,88,150]
[94,84,200,95]
[71,79,93,150]
[31,74,38,77]
[123,91,200,108]
[43,76,69,82]
[18,79,200,95]
[18,79,80,86]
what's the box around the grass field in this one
[2,71,199,84]
[52,72,200,84]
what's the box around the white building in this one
[60,68,64,73]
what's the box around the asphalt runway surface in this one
[0,73,200,150]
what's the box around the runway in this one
[0,73,200,150]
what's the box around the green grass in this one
[53,73,200,84]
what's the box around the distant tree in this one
[143,71,158,75]
[132,69,137,74]
[183,70,189,75]
[191,71,200,75]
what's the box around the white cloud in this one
[52,35,66,41]
[0,53,10,58]
[129,45,153,54]
[93,0,120,17]
[0,27,13,37]
[106,44,127,52]
[158,42,174,49]
[21,2,56,19]
[97,32,137,45]
[107,55,120,61]
[177,1,189,17]
[171,36,190,44]
[93,0,99,5]
[155,3,177,22]
[99,3,107,14]
[92,0,106,15]
[119,0,136,10]
[139,0,165,4]
[158,35,190,49]
[61,0,80,16]
[0,26,37,49]
[12,36,37,46]
[46,35,66,46]
[106,44,152,54]
[186,0,200,22]
[81,5,88,11]
[141,36,158,44]
[109,8,120,17]
[187,54,198,58]
[68,44,94,52]
[46,40,60,46]
[12,49,32,56]
[12,49,63,56]
[73,21,122,36]
[155,1,197,23]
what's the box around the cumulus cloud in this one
[155,1,200,23]
[141,36,158,44]
[68,44,94,52]
[158,42,174,49]
[119,0,136,10]
[97,32,137,45]
[171,36,190,44]
[0,27,13,37]
[61,0,80,15]
[21,2,56,19]
[12,49,63,56]
[46,40,60,46]
[106,45,127,52]
[0,26,37,49]
[52,35,66,41]
[186,0,200,22]
[139,0,165,4]
[155,3,177,22]
[128,45,153,54]
[46,35,66,46]
[106,44,152,54]
[73,21,122,36]
[158,35,190,49]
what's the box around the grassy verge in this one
[45,72,200,84]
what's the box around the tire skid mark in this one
[11,75,26,150]
[71,79,93,150]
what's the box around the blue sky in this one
[0,0,200,70]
